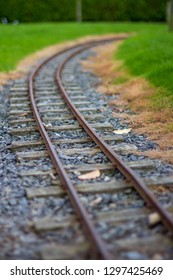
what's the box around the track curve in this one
[28,38,173,259]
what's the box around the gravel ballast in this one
[0,46,173,260]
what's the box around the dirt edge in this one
[81,42,173,163]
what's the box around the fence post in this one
[169,0,173,31]
[76,0,82,22]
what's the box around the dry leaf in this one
[19,113,28,117]
[90,197,102,206]
[78,169,101,180]
[113,128,132,134]
[50,173,57,180]
[43,122,52,128]
[148,212,161,226]
[157,186,166,193]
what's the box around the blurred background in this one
[0,0,168,23]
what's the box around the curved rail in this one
[29,38,173,259]
[56,44,173,234]
[29,38,122,260]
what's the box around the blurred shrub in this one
[0,0,167,22]
[0,0,76,22]
[83,0,167,21]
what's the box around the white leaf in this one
[113,128,132,134]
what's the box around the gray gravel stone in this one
[0,47,173,260]
[122,251,147,260]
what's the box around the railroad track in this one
[9,38,173,259]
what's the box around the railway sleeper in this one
[25,175,173,199]
[10,122,114,134]
[33,208,150,232]
[9,113,104,124]
[16,143,137,160]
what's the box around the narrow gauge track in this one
[9,38,173,259]
[29,39,117,259]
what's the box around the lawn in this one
[0,22,161,72]
[0,22,173,109]
[116,24,173,108]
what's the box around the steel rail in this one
[56,44,173,234]
[29,38,123,260]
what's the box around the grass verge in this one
[82,37,173,163]
[0,22,164,72]
[117,24,173,109]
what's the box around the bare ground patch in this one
[82,41,173,163]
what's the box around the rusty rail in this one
[56,43,173,233]
[29,38,173,260]
[29,38,122,260]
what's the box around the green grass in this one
[116,24,173,109]
[0,22,172,109]
[0,22,162,72]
